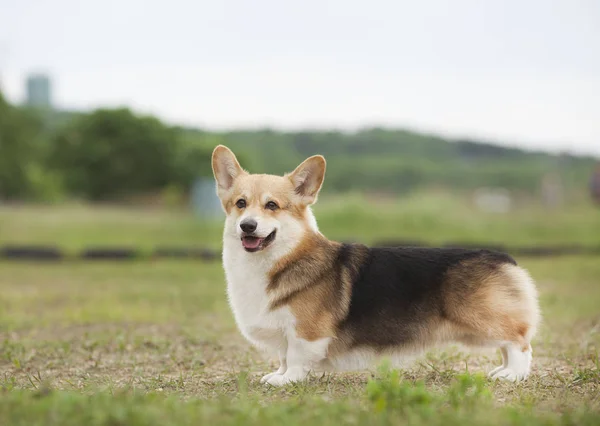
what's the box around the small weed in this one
[573,353,600,385]
[366,362,492,420]
[366,362,435,417]
[1,375,17,391]
[2,340,25,366]
[447,373,492,410]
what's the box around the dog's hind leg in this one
[445,263,540,382]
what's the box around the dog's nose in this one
[240,219,257,233]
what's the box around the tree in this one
[50,108,182,200]
[0,91,43,200]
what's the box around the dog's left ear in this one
[288,155,326,205]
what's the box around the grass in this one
[2,373,598,426]
[1,191,599,252]
[1,195,600,424]
[1,258,599,424]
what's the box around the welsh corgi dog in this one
[212,145,541,387]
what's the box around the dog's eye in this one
[235,199,246,209]
[265,201,278,211]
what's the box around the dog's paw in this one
[265,374,291,387]
[489,367,529,382]
[260,372,281,384]
[488,365,505,377]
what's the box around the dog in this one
[211,145,541,386]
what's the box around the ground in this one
[1,194,599,425]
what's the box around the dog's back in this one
[330,246,538,369]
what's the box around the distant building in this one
[473,187,512,213]
[25,74,52,108]
[541,172,563,209]
[190,177,223,218]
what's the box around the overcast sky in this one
[1,0,599,155]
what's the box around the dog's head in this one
[212,145,326,253]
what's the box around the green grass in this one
[1,257,599,424]
[2,372,598,426]
[1,197,600,424]
[1,191,599,252]
[316,192,600,248]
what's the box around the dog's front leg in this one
[264,332,330,387]
[259,346,287,384]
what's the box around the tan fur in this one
[327,260,540,362]
[213,145,326,214]
[270,244,540,358]
[442,261,540,351]
[268,234,367,342]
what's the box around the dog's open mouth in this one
[241,230,276,252]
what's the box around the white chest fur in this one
[222,243,295,353]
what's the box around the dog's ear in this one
[212,145,245,197]
[287,155,326,205]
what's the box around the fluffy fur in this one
[212,145,541,386]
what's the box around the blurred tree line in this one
[0,91,214,201]
[0,89,595,202]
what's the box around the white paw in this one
[488,365,505,377]
[489,367,529,382]
[265,374,292,387]
[260,372,281,384]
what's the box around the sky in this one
[1,0,599,156]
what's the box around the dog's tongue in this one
[242,236,263,249]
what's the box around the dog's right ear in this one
[212,145,245,197]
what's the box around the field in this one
[1,193,599,425]
[1,192,599,252]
